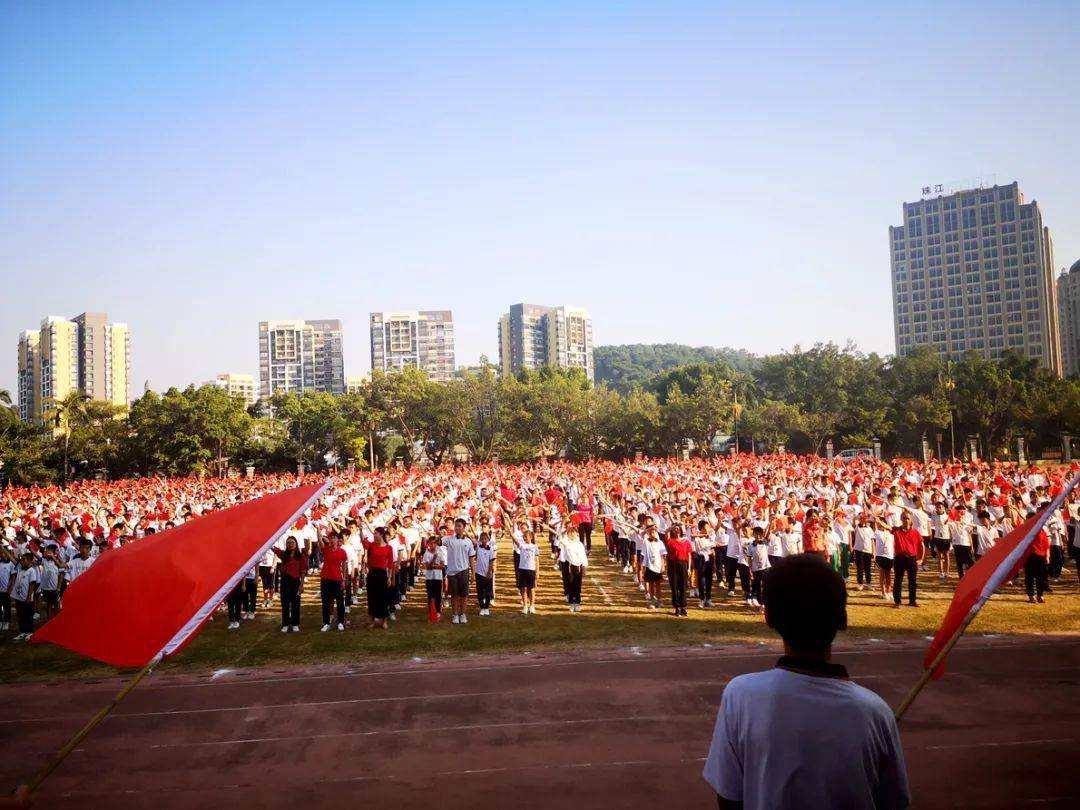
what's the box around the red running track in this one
[1,636,1078,809]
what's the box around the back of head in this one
[764,554,848,656]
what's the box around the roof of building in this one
[1071,259,1080,275]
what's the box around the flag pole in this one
[26,660,156,795]
[893,609,978,722]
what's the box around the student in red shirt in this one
[890,511,924,609]
[1024,521,1051,604]
[272,536,308,632]
[363,526,395,630]
[666,525,693,617]
[318,530,348,631]
[802,510,827,558]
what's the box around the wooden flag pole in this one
[893,609,978,722]
[26,660,156,796]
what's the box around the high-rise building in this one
[208,373,257,407]
[16,330,40,423]
[369,310,456,382]
[71,312,130,408]
[345,375,367,394]
[1058,261,1080,377]
[258,319,345,398]
[16,313,130,423]
[890,182,1062,375]
[497,303,594,380]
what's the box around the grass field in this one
[3,551,1078,682]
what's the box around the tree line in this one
[1,343,1078,484]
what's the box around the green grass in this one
[3,555,1078,682]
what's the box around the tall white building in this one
[258,319,345,398]
[208,373,257,407]
[1058,261,1080,377]
[890,182,1062,375]
[369,310,455,382]
[16,313,130,424]
[497,303,594,380]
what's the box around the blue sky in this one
[2,1,1078,394]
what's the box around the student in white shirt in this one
[703,554,910,810]
[11,551,40,641]
[443,518,476,625]
[641,527,667,609]
[475,532,497,616]
[513,529,540,614]
[0,548,16,631]
[692,519,716,608]
[421,536,448,621]
[948,506,975,578]
[558,531,589,612]
[873,517,895,602]
[852,515,875,591]
[39,545,62,621]
[930,502,952,580]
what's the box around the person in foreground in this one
[703,553,910,809]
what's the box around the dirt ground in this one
[2,635,1078,808]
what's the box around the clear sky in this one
[2,1,1078,395]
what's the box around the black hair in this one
[764,554,847,656]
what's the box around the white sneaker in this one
[691,588,698,598]
[452,615,460,624]
[291,625,300,632]
[529,605,536,614]
[460,615,467,624]
[280,626,289,633]
[337,623,345,631]
[389,612,397,621]
[569,605,575,613]
[728,590,736,598]
[699,600,706,609]
[638,583,646,591]
[745,598,752,606]
[321,624,331,632]
[227,622,237,630]
[647,603,656,610]
[705,600,714,608]
[522,606,529,615]
[344,606,350,613]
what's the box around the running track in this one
[2,636,1078,808]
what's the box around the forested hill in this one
[594,344,759,392]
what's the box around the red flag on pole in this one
[32,481,329,667]
[922,472,1079,681]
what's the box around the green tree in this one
[740,399,803,452]
[43,391,91,481]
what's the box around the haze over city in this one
[2,1,1078,395]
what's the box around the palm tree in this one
[43,391,90,482]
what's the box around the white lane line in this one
[0,690,500,725]
[52,757,713,799]
[135,714,688,751]
[925,737,1076,751]
[322,756,709,783]
[143,638,1080,690]
[589,574,613,605]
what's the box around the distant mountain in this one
[594,344,759,393]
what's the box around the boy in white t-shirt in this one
[475,532,497,616]
[703,554,909,810]
[11,551,40,641]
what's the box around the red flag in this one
[33,482,329,667]
[923,473,1079,680]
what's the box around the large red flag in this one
[923,472,1079,680]
[33,481,329,667]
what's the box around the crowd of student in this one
[2,457,1078,640]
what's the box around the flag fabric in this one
[33,481,330,667]
[923,472,1079,680]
